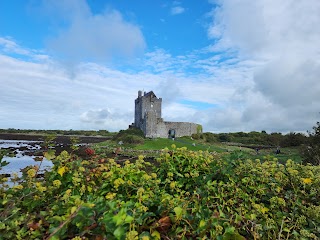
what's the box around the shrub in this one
[122,135,144,144]
[112,128,145,145]
[218,133,231,142]
[301,121,320,165]
[1,146,319,239]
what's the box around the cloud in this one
[0,42,140,131]
[144,49,175,72]
[171,6,185,15]
[0,37,30,55]
[0,42,224,131]
[41,1,145,62]
[80,108,132,131]
[156,78,181,105]
[81,109,111,124]
[203,0,320,132]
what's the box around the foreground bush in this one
[0,146,319,239]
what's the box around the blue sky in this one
[0,0,320,133]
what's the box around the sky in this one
[0,0,320,133]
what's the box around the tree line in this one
[192,131,307,147]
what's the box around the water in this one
[0,139,42,149]
[0,140,53,179]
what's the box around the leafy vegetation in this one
[112,128,145,145]
[1,123,319,239]
[1,143,319,239]
[192,131,308,148]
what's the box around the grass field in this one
[93,136,303,164]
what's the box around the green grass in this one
[93,136,303,164]
[224,147,303,164]
[134,138,206,151]
[133,137,231,152]
[253,147,302,164]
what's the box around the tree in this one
[301,121,320,165]
[281,132,307,147]
[218,133,231,142]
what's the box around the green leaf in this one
[222,231,246,240]
[139,231,151,239]
[49,235,60,240]
[44,150,56,160]
[219,209,226,218]
[125,215,134,224]
[235,214,242,224]
[151,231,161,240]
[113,226,125,240]
[199,219,206,228]
[0,222,6,230]
[225,226,235,234]
[174,206,183,220]
[176,172,183,177]
[250,214,256,220]
[51,216,63,222]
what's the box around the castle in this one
[131,91,201,138]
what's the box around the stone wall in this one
[155,121,198,138]
[164,122,199,137]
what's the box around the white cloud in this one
[42,1,145,62]
[0,42,229,131]
[144,49,175,73]
[0,37,30,55]
[171,6,185,15]
[80,108,132,131]
[0,42,140,131]
[202,0,320,132]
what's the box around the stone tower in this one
[134,91,162,137]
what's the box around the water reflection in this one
[0,140,53,177]
[0,139,42,149]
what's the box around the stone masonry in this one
[131,91,201,138]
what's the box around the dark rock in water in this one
[19,146,28,151]
[0,173,11,177]
[34,156,44,161]
[33,151,43,157]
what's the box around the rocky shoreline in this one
[0,133,112,158]
[0,133,112,144]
